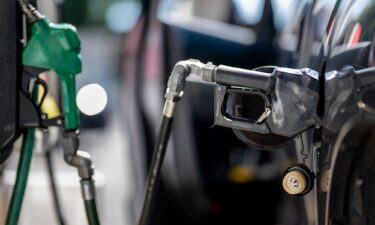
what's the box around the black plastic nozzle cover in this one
[214,65,274,91]
[213,65,320,138]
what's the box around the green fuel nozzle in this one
[20,0,81,131]
[17,3,101,224]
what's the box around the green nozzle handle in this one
[22,18,82,131]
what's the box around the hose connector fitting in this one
[163,59,217,117]
[63,131,96,200]
[17,0,44,24]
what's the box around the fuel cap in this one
[282,165,314,196]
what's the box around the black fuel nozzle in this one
[162,59,277,118]
[165,60,320,148]
[214,65,274,92]
[167,59,275,90]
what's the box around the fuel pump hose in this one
[137,61,195,225]
[5,128,35,225]
[137,116,174,225]
[84,199,100,225]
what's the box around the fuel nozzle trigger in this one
[19,66,64,129]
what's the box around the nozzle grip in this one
[214,65,273,92]
[60,73,80,131]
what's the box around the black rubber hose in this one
[45,150,67,225]
[137,116,174,225]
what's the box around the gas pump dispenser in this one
[0,1,101,225]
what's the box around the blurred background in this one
[2,0,374,224]
[0,0,322,224]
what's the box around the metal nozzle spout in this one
[17,0,44,24]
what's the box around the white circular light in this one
[77,84,108,116]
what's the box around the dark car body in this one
[275,0,375,225]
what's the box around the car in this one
[134,0,375,225]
